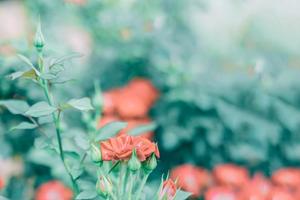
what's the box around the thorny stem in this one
[37,52,79,194]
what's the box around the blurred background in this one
[1,0,300,199]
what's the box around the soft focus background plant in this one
[1,0,300,199]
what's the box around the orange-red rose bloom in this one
[35,181,73,200]
[100,135,159,161]
[213,164,249,189]
[160,179,177,200]
[170,164,211,197]
[271,168,300,190]
[205,186,238,200]
[100,134,134,161]
[133,136,160,161]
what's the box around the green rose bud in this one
[34,21,45,52]
[128,149,141,172]
[96,175,113,198]
[91,143,102,164]
[143,153,157,173]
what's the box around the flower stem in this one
[118,162,127,199]
[135,172,150,200]
[127,172,136,200]
[37,53,79,194]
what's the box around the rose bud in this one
[91,143,102,164]
[170,164,211,198]
[96,175,113,198]
[213,164,249,189]
[35,181,73,200]
[34,21,45,52]
[159,179,177,200]
[143,153,157,173]
[128,149,141,172]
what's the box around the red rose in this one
[100,134,134,161]
[205,186,238,200]
[268,187,294,200]
[160,179,177,200]
[132,136,160,161]
[100,135,159,161]
[127,78,159,106]
[213,164,249,189]
[35,181,73,200]
[116,89,149,118]
[239,173,272,199]
[271,168,300,190]
[170,164,211,197]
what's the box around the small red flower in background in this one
[271,168,300,191]
[160,179,177,200]
[205,186,238,200]
[116,89,149,118]
[170,164,211,197]
[0,177,5,189]
[268,187,294,200]
[239,173,272,200]
[127,78,159,107]
[35,181,73,200]
[213,164,249,189]
[100,134,159,161]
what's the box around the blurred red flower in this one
[0,177,5,189]
[160,179,177,200]
[102,90,120,115]
[170,164,211,197]
[268,187,294,200]
[35,181,73,200]
[213,164,249,189]
[239,173,272,200]
[116,89,149,118]
[271,168,300,191]
[205,186,238,200]
[127,78,159,106]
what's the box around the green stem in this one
[37,52,79,194]
[118,162,127,199]
[135,172,150,200]
[127,172,136,200]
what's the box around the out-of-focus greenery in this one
[1,0,300,199]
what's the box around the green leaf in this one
[174,190,191,200]
[0,100,30,114]
[10,122,37,131]
[127,122,157,136]
[40,73,57,80]
[67,97,94,111]
[75,190,97,200]
[17,54,40,76]
[25,101,57,117]
[7,69,37,80]
[95,121,127,141]
[74,134,90,150]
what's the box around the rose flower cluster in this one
[171,163,300,200]
[100,134,160,162]
[98,78,159,140]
